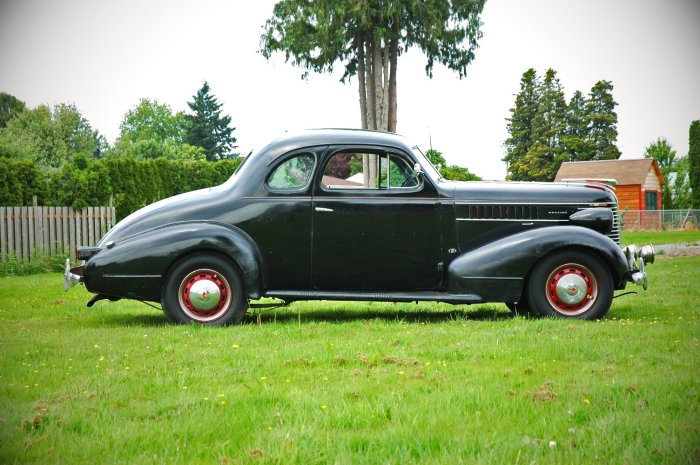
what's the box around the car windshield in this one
[411,145,442,180]
[221,149,256,187]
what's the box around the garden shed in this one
[554,158,664,229]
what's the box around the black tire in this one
[162,254,248,325]
[525,249,613,320]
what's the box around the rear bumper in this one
[63,259,84,292]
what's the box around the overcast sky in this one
[1,0,699,180]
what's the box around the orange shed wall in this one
[616,184,640,210]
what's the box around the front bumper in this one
[622,244,655,290]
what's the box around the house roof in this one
[554,158,663,186]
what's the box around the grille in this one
[608,203,621,245]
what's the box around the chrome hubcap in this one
[555,273,588,305]
[178,269,231,322]
[546,263,597,316]
[188,279,221,311]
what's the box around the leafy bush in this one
[0,156,241,220]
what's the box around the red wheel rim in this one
[545,263,597,316]
[178,269,232,322]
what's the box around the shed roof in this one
[554,158,663,186]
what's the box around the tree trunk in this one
[388,36,398,133]
[366,37,377,131]
[357,33,368,130]
[381,42,389,130]
[373,37,385,131]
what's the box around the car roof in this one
[257,129,414,161]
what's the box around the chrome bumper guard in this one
[623,244,655,290]
[64,258,84,292]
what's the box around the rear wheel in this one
[526,250,613,320]
[162,254,247,325]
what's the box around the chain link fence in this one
[620,209,700,231]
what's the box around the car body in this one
[65,129,654,324]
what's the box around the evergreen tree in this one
[508,69,567,181]
[185,82,237,161]
[562,90,590,161]
[585,80,621,160]
[504,68,540,180]
[689,120,700,208]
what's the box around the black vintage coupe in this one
[65,129,654,324]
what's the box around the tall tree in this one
[111,99,204,160]
[689,120,700,208]
[503,68,539,180]
[185,82,237,161]
[118,99,185,145]
[562,90,590,161]
[0,92,26,128]
[260,0,486,133]
[584,80,621,160]
[644,137,676,209]
[670,156,692,209]
[522,68,568,181]
[644,137,676,177]
[0,103,97,167]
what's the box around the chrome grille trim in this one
[607,203,621,245]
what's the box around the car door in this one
[311,147,442,291]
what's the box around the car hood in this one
[98,185,227,246]
[445,180,617,205]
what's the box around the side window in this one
[267,153,315,190]
[322,152,419,189]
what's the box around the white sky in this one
[1,0,699,180]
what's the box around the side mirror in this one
[413,163,424,176]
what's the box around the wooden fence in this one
[0,201,115,262]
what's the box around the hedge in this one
[0,156,241,221]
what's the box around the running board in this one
[264,290,483,305]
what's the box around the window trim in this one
[318,149,423,193]
[644,190,658,211]
[264,152,317,194]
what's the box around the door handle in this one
[315,207,334,212]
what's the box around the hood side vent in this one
[465,205,539,220]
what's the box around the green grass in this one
[622,229,700,246]
[1,257,699,464]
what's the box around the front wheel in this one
[162,254,248,325]
[526,250,613,320]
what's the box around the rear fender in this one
[84,222,263,301]
[446,225,628,301]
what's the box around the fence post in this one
[0,207,6,262]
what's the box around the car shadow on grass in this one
[244,305,514,325]
[85,303,515,327]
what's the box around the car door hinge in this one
[437,262,444,272]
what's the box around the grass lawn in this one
[622,229,700,246]
[0,256,698,464]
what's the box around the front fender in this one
[84,222,263,301]
[446,226,628,301]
